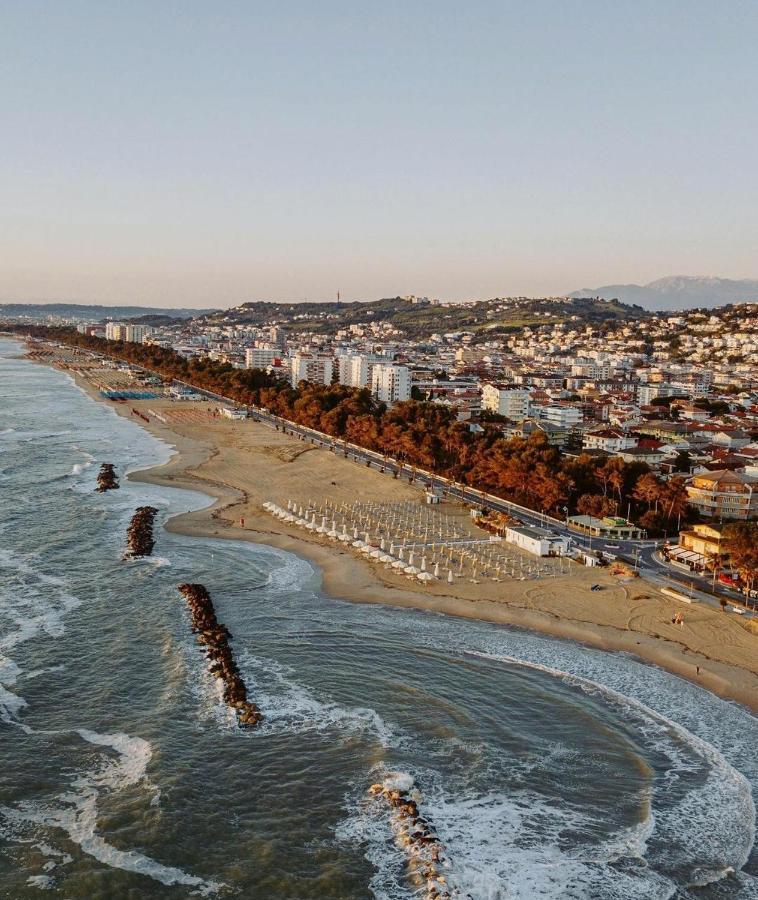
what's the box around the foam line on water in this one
[0,548,82,721]
[1,728,223,896]
[235,651,399,746]
[467,650,756,888]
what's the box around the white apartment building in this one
[582,429,638,453]
[533,404,583,428]
[245,347,280,369]
[338,354,385,389]
[124,324,150,343]
[480,384,531,420]
[637,383,682,405]
[570,360,612,379]
[371,364,411,404]
[290,354,333,387]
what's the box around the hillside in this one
[569,276,758,311]
[203,295,648,340]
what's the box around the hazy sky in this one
[1,2,757,308]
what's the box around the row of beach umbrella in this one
[262,500,566,583]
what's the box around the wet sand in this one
[28,345,758,713]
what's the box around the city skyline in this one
[2,2,757,307]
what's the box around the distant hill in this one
[569,276,758,311]
[203,295,648,340]
[0,302,215,321]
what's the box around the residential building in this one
[105,322,127,341]
[124,324,150,343]
[637,383,683,405]
[481,384,531,419]
[290,354,333,387]
[501,419,568,447]
[371,364,411,404]
[685,470,758,520]
[533,404,583,428]
[245,347,280,369]
[582,429,638,453]
[339,354,385,389]
[105,323,149,343]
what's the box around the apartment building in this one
[637,383,684,405]
[371,364,411,404]
[532,404,583,428]
[480,384,531,419]
[338,354,385,389]
[570,360,612,379]
[685,470,757,520]
[245,347,280,369]
[290,354,333,387]
[105,323,149,343]
[105,322,127,341]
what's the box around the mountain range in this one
[569,276,758,311]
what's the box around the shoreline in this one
[17,339,758,715]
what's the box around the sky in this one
[1,1,757,308]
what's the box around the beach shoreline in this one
[18,339,758,714]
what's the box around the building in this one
[710,430,751,450]
[568,515,646,540]
[105,322,127,341]
[245,347,280,369]
[76,322,106,337]
[533,404,583,428]
[680,524,724,557]
[685,470,758,520]
[667,523,725,572]
[124,324,149,343]
[218,406,247,420]
[290,354,333,387]
[104,322,149,343]
[500,419,569,447]
[570,361,612,379]
[505,525,570,556]
[481,384,531,419]
[637,383,684,405]
[582,429,638,453]
[371,364,411,404]
[339,354,384,389]
[616,446,667,468]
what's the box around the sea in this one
[0,336,756,900]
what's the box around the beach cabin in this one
[219,406,247,420]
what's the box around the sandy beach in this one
[26,342,758,713]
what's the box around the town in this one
[3,295,756,607]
